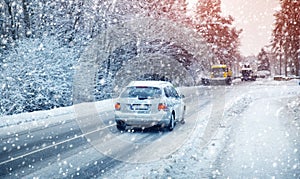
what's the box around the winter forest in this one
[0,0,299,116]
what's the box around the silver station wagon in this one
[114,81,186,131]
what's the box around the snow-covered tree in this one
[128,0,188,22]
[1,0,212,115]
[0,0,98,48]
[257,48,270,71]
[271,0,300,76]
[0,0,29,52]
[0,36,78,115]
[193,0,242,66]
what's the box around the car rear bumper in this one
[115,111,171,128]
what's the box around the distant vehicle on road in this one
[114,81,186,131]
[202,64,233,85]
[256,70,271,78]
[241,65,257,81]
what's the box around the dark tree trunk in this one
[22,0,31,37]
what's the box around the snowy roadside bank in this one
[285,96,300,123]
[282,96,300,155]
[0,100,114,137]
[211,81,300,178]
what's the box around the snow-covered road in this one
[0,85,210,178]
[0,79,299,178]
[216,97,299,178]
[102,79,300,178]
[207,80,300,178]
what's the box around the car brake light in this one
[158,103,167,111]
[115,103,121,110]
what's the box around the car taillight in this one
[158,103,167,111]
[115,103,121,110]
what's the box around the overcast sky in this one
[221,0,279,56]
[188,0,280,56]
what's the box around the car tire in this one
[226,78,232,85]
[116,121,126,131]
[167,114,175,131]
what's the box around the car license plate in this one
[130,104,150,111]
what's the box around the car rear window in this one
[120,86,162,99]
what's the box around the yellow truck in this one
[202,64,233,85]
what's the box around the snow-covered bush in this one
[0,36,79,116]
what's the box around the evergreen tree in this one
[257,48,270,71]
[271,0,300,76]
[193,0,242,66]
